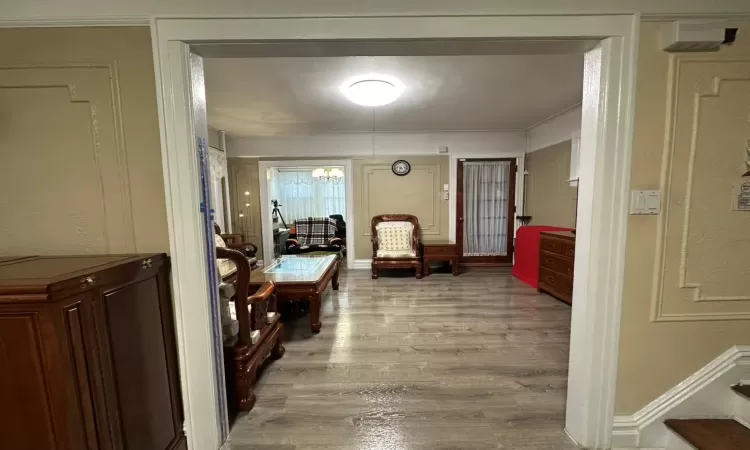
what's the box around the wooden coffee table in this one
[249,254,339,333]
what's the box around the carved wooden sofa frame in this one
[371,214,423,279]
[217,247,284,413]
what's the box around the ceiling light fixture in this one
[341,75,404,107]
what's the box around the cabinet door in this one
[94,263,185,450]
[0,294,98,450]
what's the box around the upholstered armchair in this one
[371,214,423,279]
[217,247,284,413]
[285,217,344,255]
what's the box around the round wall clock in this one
[392,160,411,176]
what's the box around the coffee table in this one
[249,254,339,333]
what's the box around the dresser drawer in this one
[539,268,573,303]
[539,251,574,277]
[423,245,458,256]
[540,236,575,258]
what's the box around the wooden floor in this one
[226,268,576,450]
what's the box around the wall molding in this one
[0,16,149,27]
[611,345,750,448]
[0,63,136,254]
[360,163,441,237]
[651,57,750,322]
[526,104,582,153]
[353,259,371,270]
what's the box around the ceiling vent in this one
[660,21,735,52]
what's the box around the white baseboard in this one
[611,345,750,448]
[353,259,371,270]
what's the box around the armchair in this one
[215,223,257,279]
[217,247,284,413]
[285,217,344,255]
[214,222,258,257]
[371,214,423,279]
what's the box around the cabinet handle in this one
[80,275,96,287]
[141,258,153,269]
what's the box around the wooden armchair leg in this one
[416,262,423,279]
[271,324,286,359]
[233,347,258,412]
[371,265,379,279]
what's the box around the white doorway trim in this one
[257,159,355,270]
[151,14,638,450]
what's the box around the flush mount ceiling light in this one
[340,75,404,107]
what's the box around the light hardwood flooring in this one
[226,268,577,450]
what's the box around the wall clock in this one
[392,160,411,176]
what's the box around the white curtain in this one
[462,160,511,256]
[270,169,346,223]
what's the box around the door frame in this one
[457,158,517,265]
[257,159,355,269]
[150,14,638,450]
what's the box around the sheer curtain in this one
[462,160,511,256]
[270,169,346,223]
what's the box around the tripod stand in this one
[271,200,288,228]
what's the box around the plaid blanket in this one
[295,217,338,245]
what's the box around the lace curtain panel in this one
[270,169,346,223]
[462,160,511,256]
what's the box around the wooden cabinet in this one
[422,241,460,276]
[538,232,576,304]
[0,254,185,450]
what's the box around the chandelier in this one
[312,167,344,182]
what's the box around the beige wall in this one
[524,140,577,228]
[353,156,450,259]
[0,27,168,254]
[615,22,750,414]
[227,155,450,260]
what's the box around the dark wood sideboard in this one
[538,231,576,305]
[0,254,186,450]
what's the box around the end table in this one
[422,240,460,276]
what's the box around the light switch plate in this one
[443,191,449,200]
[443,183,449,191]
[630,190,661,215]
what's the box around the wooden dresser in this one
[0,254,186,450]
[538,231,576,305]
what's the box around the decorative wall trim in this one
[651,57,750,322]
[353,259,371,270]
[360,163,441,236]
[0,63,136,254]
[611,345,750,448]
[0,16,149,27]
[679,75,750,303]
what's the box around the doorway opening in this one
[152,14,637,450]
[258,162,353,263]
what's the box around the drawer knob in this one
[141,258,153,269]
[80,275,96,287]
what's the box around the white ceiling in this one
[204,54,583,136]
